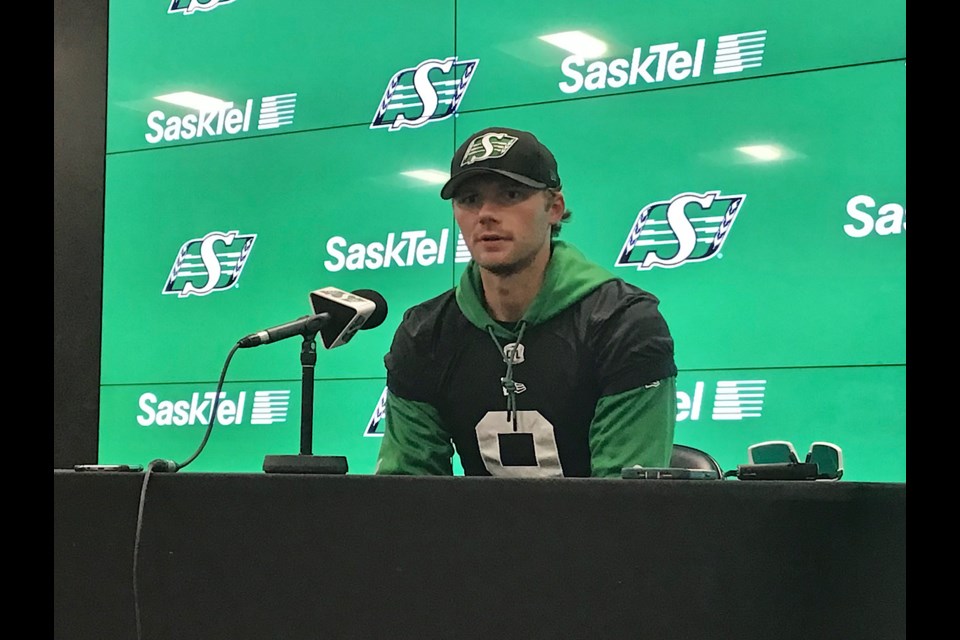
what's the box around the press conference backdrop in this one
[99,0,906,480]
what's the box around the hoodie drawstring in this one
[486,321,528,432]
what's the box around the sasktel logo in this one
[164,230,256,297]
[616,190,745,270]
[168,0,236,15]
[843,195,905,238]
[362,379,766,436]
[677,380,766,422]
[137,390,291,427]
[559,29,767,95]
[324,229,471,272]
[371,56,479,131]
[145,93,297,144]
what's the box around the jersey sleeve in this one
[587,282,678,395]
[375,306,454,476]
[375,390,454,475]
[588,376,677,477]
[584,282,679,477]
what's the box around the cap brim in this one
[440,168,547,200]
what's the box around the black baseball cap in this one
[440,127,561,200]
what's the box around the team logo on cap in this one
[461,132,519,167]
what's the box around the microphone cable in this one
[132,340,241,640]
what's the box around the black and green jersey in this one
[376,241,678,478]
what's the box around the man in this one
[375,126,677,477]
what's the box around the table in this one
[54,471,906,640]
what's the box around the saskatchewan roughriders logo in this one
[461,132,518,166]
[616,190,746,270]
[371,56,479,131]
[163,230,256,297]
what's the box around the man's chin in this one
[479,261,520,276]
[474,251,536,277]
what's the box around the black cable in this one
[133,461,155,640]
[131,340,241,640]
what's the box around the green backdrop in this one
[99,0,906,481]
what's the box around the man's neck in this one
[479,246,551,323]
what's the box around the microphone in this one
[238,313,331,348]
[309,287,388,349]
[238,288,387,350]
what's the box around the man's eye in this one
[456,194,479,206]
[505,190,526,200]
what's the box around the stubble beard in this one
[475,234,549,277]
[480,250,536,277]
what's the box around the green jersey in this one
[376,241,678,477]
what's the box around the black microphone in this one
[309,287,388,349]
[347,289,388,330]
[238,313,331,348]
[238,288,388,350]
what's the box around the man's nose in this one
[477,199,500,222]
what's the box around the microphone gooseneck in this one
[237,313,331,349]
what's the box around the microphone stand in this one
[262,331,348,474]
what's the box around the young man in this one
[375,127,677,477]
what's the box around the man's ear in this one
[547,190,565,224]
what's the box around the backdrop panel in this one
[106,1,457,152]
[456,0,905,110]
[97,0,906,480]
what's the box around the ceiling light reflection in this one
[401,169,449,184]
[154,91,231,112]
[538,31,608,59]
[736,144,785,162]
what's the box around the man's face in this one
[451,174,564,276]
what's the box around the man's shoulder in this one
[579,278,663,314]
[578,279,677,387]
[395,288,461,338]
[386,288,464,375]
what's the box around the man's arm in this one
[375,390,454,475]
[582,281,678,478]
[588,376,677,478]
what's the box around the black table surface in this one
[54,471,906,640]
